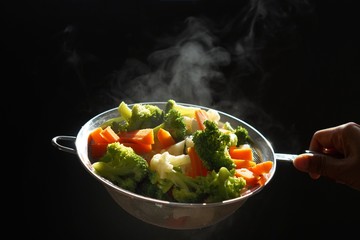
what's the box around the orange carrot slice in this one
[157,128,176,149]
[257,175,268,186]
[187,147,208,177]
[232,159,256,168]
[89,127,120,159]
[235,168,260,186]
[101,126,120,143]
[248,161,273,176]
[229,146,253,161]
[89,127,108,144]
[194,109,209,130]
[122,142,152,154]
[89,142,108,159]
[118,128,154,145]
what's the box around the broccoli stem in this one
[118,101,132,122]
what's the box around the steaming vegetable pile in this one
[88,99,273,203]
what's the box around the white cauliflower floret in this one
[185,135,194,149]
[150,152,191,179]
[166,140,186,156]
[183,116,198,133]
[229,133,238,147]
[206,109,220,123]
[183,109,220,134]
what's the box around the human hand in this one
[293,122,360,191]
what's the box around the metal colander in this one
[52,102,297,229]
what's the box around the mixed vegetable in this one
[88,99,273,203]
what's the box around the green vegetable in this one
[233,125,251,146]
[165,99,200,118]
[222,122,251,146]
[148,166,246,203]
[154,108,187,142]
[148,149,245,203]
[102,101,133,132]
[164,109,187,142]
[165,171,204,203]
[136,171,173,201]
[100,117,128,133]
[202,167,246,203]
[149,151,203,203]
[120,102,164,131]
[92,142,149,192]
[192,120,236,171]
[118,101,132,122]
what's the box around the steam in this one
[62,0,314,152]
[110,16,230,107]
[106,0,305,109]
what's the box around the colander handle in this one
[275,153,298,162]
[52,136,77,154]
[275,150,321,162]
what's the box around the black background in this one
[12,0,360,239]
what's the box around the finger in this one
[293,153,341,180]
[292,153,312,172]
[309,172,321,180]
[309,122,360,155]
[309,127,339,153]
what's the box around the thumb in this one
[293,153,340,180]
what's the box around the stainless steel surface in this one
[52,136,77,154]
[274,153,298,162]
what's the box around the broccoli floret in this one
[165,99,201,118]
[221,122,251,146]
[92,142,149,192]
[233,125,251,146]
[149,167,245,203]
[166,171,204,203]
[192,120,236,171]
[153,108,188,142]
[109,120,129,133]
[202,167,246,203]
[148,168,204,203]
[100,117,128,133]
[164,109,187,141]
[127,103,164,131]
[136,172,173,201]
[100,101,134,133]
